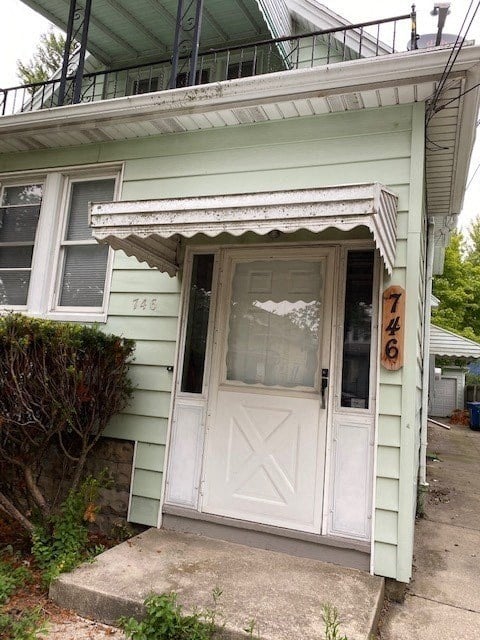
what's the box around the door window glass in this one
[181,254,215,394]
[226,259,323,389]
[341,251,374,409]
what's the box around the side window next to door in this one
[181,254,215,394]
[340,250,375,409]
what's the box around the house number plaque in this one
[381,285,405,371]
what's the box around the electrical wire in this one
[435,78,480,113]
[426,0,480,122]
[431,0,475,97]
[434,0,479,109]
[425,134,450,151]
[466,160,480,190]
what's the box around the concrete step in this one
[50,528,384,640]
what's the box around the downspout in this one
[419,216,435,486]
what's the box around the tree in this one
[16,29,66,86]
[433,221,480,341]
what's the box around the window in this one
[175,68,210,88]
[0,184,43,306]
[181,254,215,394]
[57,179,115,308]
[226,259,323,389]
[132,76,160,95]
[227,60,254,80]
[340,250,375,409]
[0,168,119,319]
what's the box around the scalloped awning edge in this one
[91,183,398,275]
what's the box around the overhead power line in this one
[426,0,480,122]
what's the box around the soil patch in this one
[0,513,124,639]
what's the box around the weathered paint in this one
[0,103,422,578]
[91,183,398,274]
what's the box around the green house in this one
[1,0,478,585]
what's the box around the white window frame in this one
[0,175,46,313]
[0,164,122,323]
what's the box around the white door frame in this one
[162,240,379,544]
[199,245,338,534]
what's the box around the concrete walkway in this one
[380,421,480,639]
[50,528,384,640]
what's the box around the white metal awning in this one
[430,324,480,359]
[90,182,398,276]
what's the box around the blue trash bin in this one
[467,402,480,430]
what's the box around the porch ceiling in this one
[19,0,277,65]
[90,183,398,276]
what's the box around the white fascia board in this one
[1,45,479,137]
[450,62,480,215]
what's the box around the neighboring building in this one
[429,324,480,417]
[1,0,479,584]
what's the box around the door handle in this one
[321,368,329,409]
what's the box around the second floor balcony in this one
[1,0,417,117]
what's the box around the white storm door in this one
[202,250,334,533]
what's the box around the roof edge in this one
[1,44,479,137]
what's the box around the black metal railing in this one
[0,10,416,117]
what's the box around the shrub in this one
[119,592,222,640]
[0,314,134,533]
[32,475,108,584]
[0,559,31,605]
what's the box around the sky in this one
[0,0,479,229]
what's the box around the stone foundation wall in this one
[40,437,137,535]
[84,438,135,534]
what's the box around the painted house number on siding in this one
[381,285,405,371]
[132,298,158,311]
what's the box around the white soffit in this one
[430,324,480,359]
[91,182,397,276]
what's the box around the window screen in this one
[0,184,42,305]
[58,179,114,308]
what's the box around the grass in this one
[0,555,46,640]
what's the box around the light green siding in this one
[105,414,168,444]
[0,103,426,573]
[376,477,399,511]
[129,495,160,526]
[375,510,398,545]
[374,542,397,576]
[375,102,426,581]
[103,258,180,526]
[376,447,400,480]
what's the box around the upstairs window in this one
[227,60,254,79]
[132,76,161,94]
[176,68,210,88]
[0,184,43,306]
